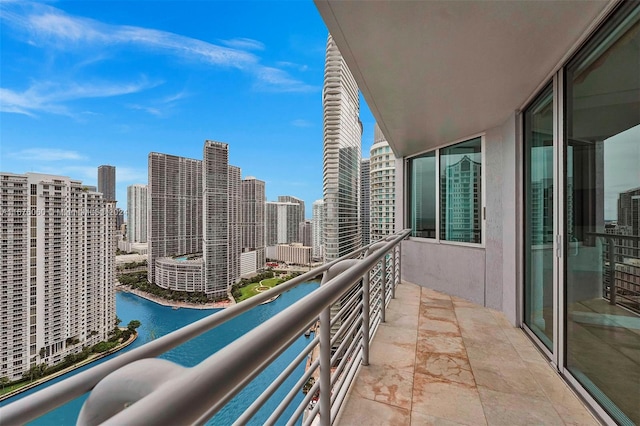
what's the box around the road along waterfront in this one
[0,281,320,425]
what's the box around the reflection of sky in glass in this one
[604,124,640,220]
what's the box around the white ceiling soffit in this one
[315,0,611,157]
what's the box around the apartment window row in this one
[407,137,483,244]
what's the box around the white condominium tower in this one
[265,200,304,246]
[322,33,362,261]
[203,141,229,298]
[242,177,266,268]
[360,158,370,246]
[126,184,147,243]
[228,166,242,285]
[277,195,305,228]
[0,173,115,380]
[148,152,203,284]
[370,124,396,241]
[312,199,324,260]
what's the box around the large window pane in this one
[440,138,482,243]
[408,152,436,238]
[565,3,640,424]
[524,85,554,350]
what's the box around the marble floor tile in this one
[337,393,410,426]
[417,331,468,358]
[477,387,564,425]
[348,363,414,410]
[412,373,486,425]
[415,353,475,387]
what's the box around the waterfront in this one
[1,281,320,425]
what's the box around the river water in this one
[2,281,320,425]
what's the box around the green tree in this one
[0,376,9,391]
[127,320,141,331]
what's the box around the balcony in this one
[0,230,600,425]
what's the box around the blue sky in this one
[0,0,375,218]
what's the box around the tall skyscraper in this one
[322,34,362,261]
[0,173,115,380]
[312,199,325,259]
[370,124,396,241]
[126,184,148,243]
[148,152,203,284]
[228,166,242,285]
[299,220,312,247]
[97,165,116,202]
[360,158,370,246]
[265,200,304,246]
[203,141,229,298]
[278,195,305,227]
[242,177,266,269]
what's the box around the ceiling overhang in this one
[315,0,613,157]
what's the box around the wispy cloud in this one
[291,119,313,128]
[1,2,313,94]
[126,89,189,117]
[277,61,309,72]
[1,79,160,117]
[253,67,317,93]
[8,148,87,161]
[220,37,265,51]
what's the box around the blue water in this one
[2,281,320,425]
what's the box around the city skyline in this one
[0,1,376,219]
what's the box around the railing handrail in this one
[96,229,410,425]
[0,231,410,425]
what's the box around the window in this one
[408,152,436,238]
[440,138,482,243]
[407,137,483,244]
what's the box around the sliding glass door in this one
[564,3,640,424]
[523,85,555,350]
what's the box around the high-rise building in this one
[312,199,325,260]
[440,155,481,242]
[228,166,242,284]
[242,177,266,272]
[369,125,396,241]
[265,201,303,246]
[298,220,312,247]
[97,165,116,202]
[360,158,370,246]
[203,141,229,298]
[322,34,362,261]
[126,184,147,243]
[0,173,115,381]
[147,152,203,285]
[278,195,305,228]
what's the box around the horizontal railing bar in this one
[329,308,362,350]
[330,318,362,366]
[0,243,372,425]
[330,330,362,388]
[100,230,411,426]
[329,287,362,328]
[330,347,363,423]
[233,320,319,426]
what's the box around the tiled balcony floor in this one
[337,282,601,425]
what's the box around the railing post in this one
[390,248,396,299]
[362,269,370,366]
[319,299,331,426]
[608,236,616,305]
[381,254,387,323]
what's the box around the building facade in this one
[97,165,116,202]
[202,141,229,298]
[0,173,115,381]
[265,201,303,246]
[360,158,370,246]
[312,199,324,260]
[147,152,202,284]
[228,166,242,286]
[274,243,312,266]
[126,184,147,243]
[277,195,305,228]
[322,34,362,261]
[298,220,312,248]
[369,125,395,241]
[242,177,266,270]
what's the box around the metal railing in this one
[0,229,411,426]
